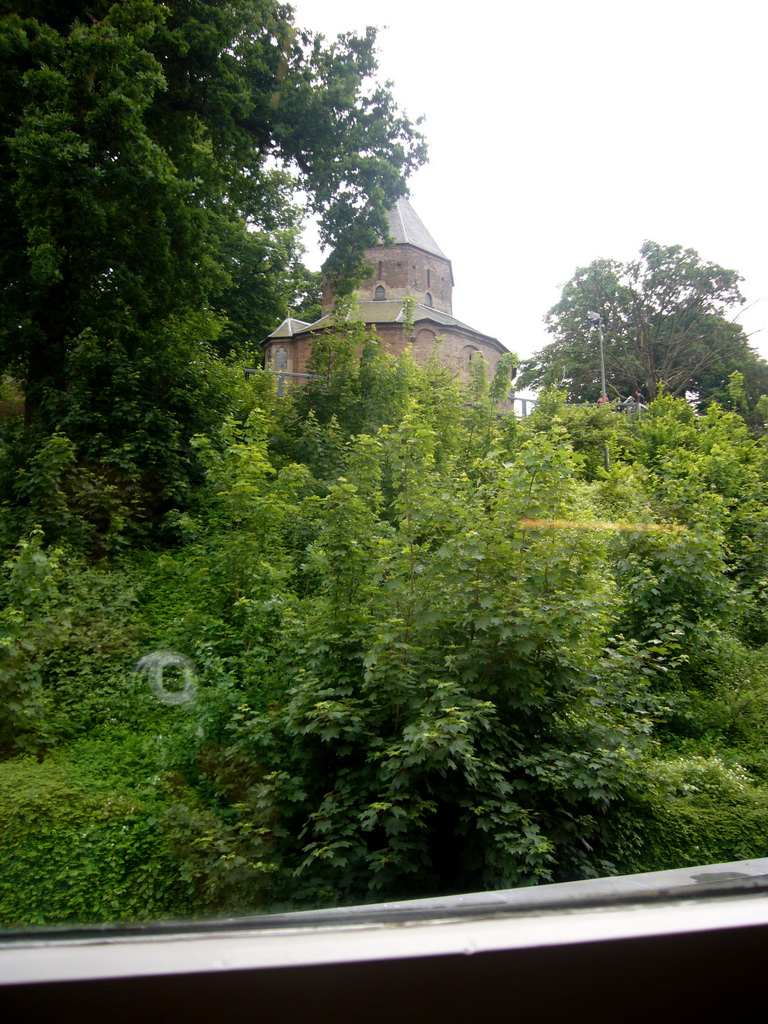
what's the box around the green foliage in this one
[156,765,279,913]
[615,755,768,873]
[527,398,635,481]
[0,738,194,926]
[0,529,69,756]
[0,0,425,542]
[16,0,768,929]
[520,241,768,412]
[5,349,768,923]
[0,530,150,756]
[1,427,137,554]
[489,351,520,402]
[172,394,663,904]
[272,311,423,482]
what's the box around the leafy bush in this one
[0,533,150,756]
[171,402,663,905]
[615,755,768,873]
[0,529,70,756]
[0,738,194,926]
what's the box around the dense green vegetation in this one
[3,0,768,932]
[3,331,768,925]
[0,0,425,534]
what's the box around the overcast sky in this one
[289,0,768,366]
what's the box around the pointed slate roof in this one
[385,198,446,258]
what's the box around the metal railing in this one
[496,395,537,417]
[244,369,319,395]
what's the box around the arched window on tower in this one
[375,285,386,300]
[425,292,433,307]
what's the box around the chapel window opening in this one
[378,261,383,280]
[375,285,386,300]
[463,345,480,368]
[275,346,289,371]
[425,292,433,307]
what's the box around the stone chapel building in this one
[262,198,508,377]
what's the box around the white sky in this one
[289,0,768,365]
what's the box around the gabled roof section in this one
[267,316,311,339]
[386,198,446,258]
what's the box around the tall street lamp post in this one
[587,311,610,470]
[587,311,607,402]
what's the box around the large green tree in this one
[520,241,768,409]
[0,1,424,486]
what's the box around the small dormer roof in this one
[267,316,311,339]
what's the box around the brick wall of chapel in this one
[355,323,505,378]
[264,325,504,380]
[322,246,453,314]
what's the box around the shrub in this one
[0,738,194,926]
